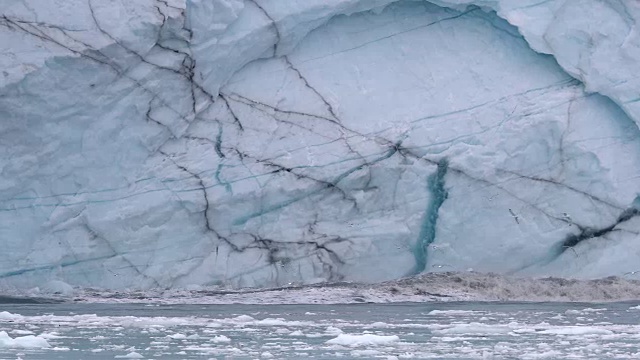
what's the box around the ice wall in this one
[1,0,639,290]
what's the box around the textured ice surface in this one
[1,0,640,290]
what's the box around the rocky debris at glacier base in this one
[1,0,639,290]
[8,272,640,304]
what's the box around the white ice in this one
[0,331,50,349]
[326,333,400,346]
[1,0,639,290]
[2,305,640,358]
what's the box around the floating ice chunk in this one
[351,349,383,356]
[427,310,479,315]
[565,308,606,315]
[581,308,606,313]
[432,323,513,335]
[0,311,23,321]
[629,305,640,310]
[211,335,231,343]
[256,318,294,326]
[521,350,563,359]
[232,315,255,323]
[10,330,34,335]
[325,326,343,335]
[539,327,613,335]
[326,333,400,346]
[115,352,144,359]
[366,321,391,328]
[0,331,51,349]
[440,336,476,342]
[166,333,187,339]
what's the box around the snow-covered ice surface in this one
[1,0,640,290]
[3,301,640,359]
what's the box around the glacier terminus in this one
[1,0,640,291]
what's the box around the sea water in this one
[2,301,640,359]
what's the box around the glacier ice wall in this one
[1,0,639,289]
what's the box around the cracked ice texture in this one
[0,0,639,290]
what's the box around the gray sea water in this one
[2,301,640,359]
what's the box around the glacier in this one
[1,0,639,291]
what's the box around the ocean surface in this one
[2,301,640,359]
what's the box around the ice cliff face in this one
[1,0,640,290]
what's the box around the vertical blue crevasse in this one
[412,158,449,275]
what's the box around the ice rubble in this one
[0,0,639,290]
[4,305,640,358]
